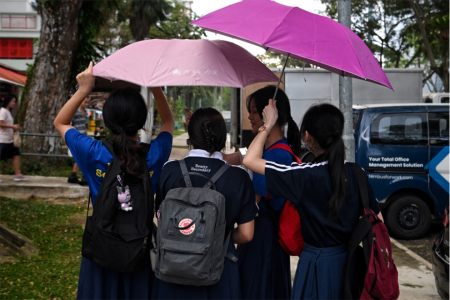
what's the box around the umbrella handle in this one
[273,53,290,102]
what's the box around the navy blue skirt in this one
[238,212,291,300]
[77,257,153,299]
[292,243,354,300]
[151,240,240,299]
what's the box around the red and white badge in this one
[179,218,195,235]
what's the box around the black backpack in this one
[81,141,153,273]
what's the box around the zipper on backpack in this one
[143,237,148,249]
[163,198,219,226]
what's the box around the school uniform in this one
[152,149,257,300]
[264,160,381,300]
[64,128,172,300]
[238,138,293,300]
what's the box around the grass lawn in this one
[0,159,74,178]
[154,128,186,138]
[0,197,85,299]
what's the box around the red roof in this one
[0,66,27,86]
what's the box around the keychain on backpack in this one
[116,174,133,211]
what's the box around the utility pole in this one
[338,0,355,162]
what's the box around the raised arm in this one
[152,87,174,136]
[54,62,95,142]
[243,99,278,175]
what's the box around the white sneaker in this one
[14,175,28,181]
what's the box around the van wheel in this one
[386,195,431,240]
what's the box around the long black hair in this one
[246,86,300,156]
[188,107,227,155]
[300,103,348,221]
[103,88,147,181]
[1,94,17,111]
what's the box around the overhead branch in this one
[423,70,435,84]
[408,0,440,76]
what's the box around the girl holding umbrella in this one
[243,99,383,299]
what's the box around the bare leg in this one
[72,163,80,173]
[13,155,21,175]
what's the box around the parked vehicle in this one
[432,206,449,300]
[424,93,449,104]
[353,103,449,239]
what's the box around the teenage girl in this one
[0,93,27,181]
[236,85,300,300]
[54,62,174,299]
[243,101,383,299]
[152,107,257,300]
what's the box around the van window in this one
[370,113,428,145]
[441,97,449,104]
[429,112,449,146]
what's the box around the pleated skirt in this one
[77,257,153,299]
[151,240,240,300]
[292,243,351,300]
[238,212,291,300]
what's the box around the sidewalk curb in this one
[390,237,432,270]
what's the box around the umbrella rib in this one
[335,24,366,79]
[263,6,296,46]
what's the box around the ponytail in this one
[301,104,348,221]
[112,130,145,181]
[286,118,301,156]
[103,88,148,181]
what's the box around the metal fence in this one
[19,133,70,158]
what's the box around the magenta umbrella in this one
[191,0,393,93]
[93,39,279,87]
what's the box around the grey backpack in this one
[154,160,236,286]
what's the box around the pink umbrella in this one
[93,39,279,87]
[191,0,393,92]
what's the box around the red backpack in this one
[265,143,304,256]
[343,164,399,300]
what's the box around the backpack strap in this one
[342,163,374,299]
[203,163,230,188]
[178,160,193,188]
[350,163,370,210]
[268,143,301,164]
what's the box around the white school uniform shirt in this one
[0,108,13,143]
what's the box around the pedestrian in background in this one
[0,93,27,182]
[243,101,383,300]
[67,96,90,185]
[54,62,174,299]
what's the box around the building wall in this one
[283,68,423,126]
[0,0,41,71]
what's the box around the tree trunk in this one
[129,11,151,41]
[18,1,83,159]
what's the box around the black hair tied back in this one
[103,88,148,181]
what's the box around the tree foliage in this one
[321,0,449,92]
[129,0,172,41]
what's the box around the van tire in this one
[385,195,431,240]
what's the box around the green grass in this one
[0,197,85,299]
[0,159,74,178]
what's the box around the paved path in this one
[0,175,89,201]
[173,132,189,147]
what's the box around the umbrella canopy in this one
[191,0,393,90]
[93,39,279,88]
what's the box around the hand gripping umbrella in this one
[93,39,279,87]
[191,0,393,99]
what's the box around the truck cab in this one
[353,103,449,239]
